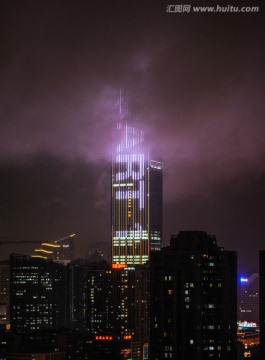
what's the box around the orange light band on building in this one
[95,335,113,341]
[112,263,126,269]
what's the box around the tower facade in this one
[10,254,69,333]
[259,251,265,358]
[150,231,237,360]
[0,260,10,325]
[86,262,149,360]
[111,119,162,265]
[238,273,259,323]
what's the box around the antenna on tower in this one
[118,88,130,120]
[119,88,122,116]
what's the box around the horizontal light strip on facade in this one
[113,183,134,187]
[113,236,148,239]
[150,160,162,170]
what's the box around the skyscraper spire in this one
[118,88,129,121]
[119,88,122,117]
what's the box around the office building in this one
[111,115,162,265]
[86,261,149,359]
[150,231,237,360]
[10,254,69,333]
[238,273,259,323]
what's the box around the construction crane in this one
[33,234,75,260]
[0,234,75,260]
[0,239,45,245]
[0,234,75,245]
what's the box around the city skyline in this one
[0,1,264,274]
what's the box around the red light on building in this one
[121,348,132,355]
[95,335,113,341]
[123,335,132,340]
[112,263,126,269]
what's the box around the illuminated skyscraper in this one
[111,114,162,265]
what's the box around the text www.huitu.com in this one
[166,4,259,13]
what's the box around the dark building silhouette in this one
[150,231,237,360]
[0,260,10,325]
[10,254,70,333]
[67,259,89,332]
[87,241,110,262]
[6,351,66,359]
[53,235,75,265]
[259,251,265,358]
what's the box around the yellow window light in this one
[41,243,60,248]
[35,249,53,254]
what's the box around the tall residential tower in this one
[111,115,162,265]
[150,231,237,360]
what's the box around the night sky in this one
[0,1,264,273]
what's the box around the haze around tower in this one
[0,1,264,273]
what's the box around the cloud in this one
[0,1,264,271]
